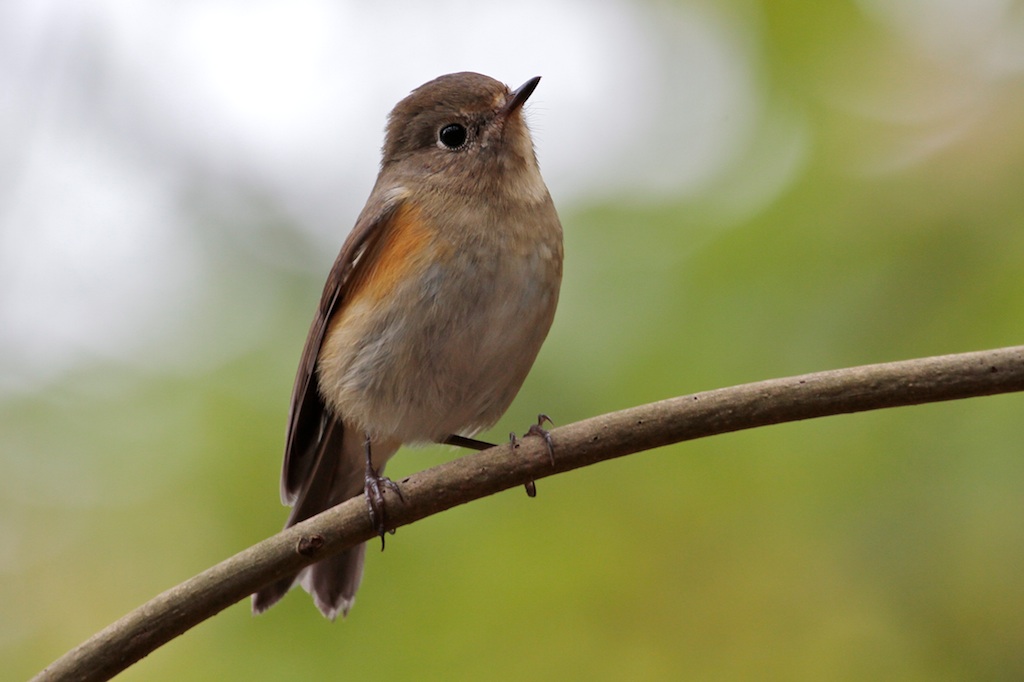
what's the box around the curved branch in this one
[33,345,1024,682]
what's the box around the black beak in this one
[503,76,541,115]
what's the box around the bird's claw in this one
[364,463,403,551]
[510,414,555,497]
[526,413,555,465]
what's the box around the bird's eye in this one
[438,123,467,149]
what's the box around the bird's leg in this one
[443,434,496,451]
[444,433,536,495]
[363,434,403,550]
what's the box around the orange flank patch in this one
[343,202,435,306]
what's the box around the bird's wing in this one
[279,187,409,504]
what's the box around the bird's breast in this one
[317,196,562,444]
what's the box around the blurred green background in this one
[5,1,1024,680]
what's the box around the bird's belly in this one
[317,251,558,444]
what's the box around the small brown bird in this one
[252,72,563,619]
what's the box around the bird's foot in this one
[363,439,404,551]
[510,414,556,497]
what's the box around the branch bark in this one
[33,345,1024,682]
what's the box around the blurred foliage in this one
[5,1,1024,680]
